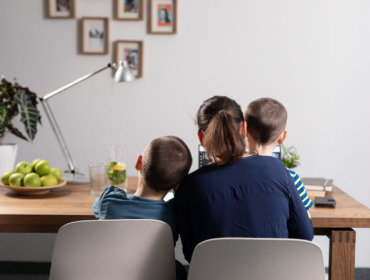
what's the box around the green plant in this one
[281,144,300,169]
[0,77,41,141]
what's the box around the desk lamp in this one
[39,61,135,183]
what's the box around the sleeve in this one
[285,169,314,241]
[92,196,102,219]
[174,180,195,263]
[92,185,114,219]
[287,168,313,211]
[164,198,180,245]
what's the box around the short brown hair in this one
[141,136,192,192]
[196,96,246,165]
[244,98,287,144]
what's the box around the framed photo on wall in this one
[149,0,177,34]
[115,40,143,78]
[116,0,143,20]
[47,0,75,18]
[81,17,109,55]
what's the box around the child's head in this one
[196,95,246,165]
[244,98,287,145]
[139,136,192,192]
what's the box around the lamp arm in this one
[41,63,115,101]
[39,63,115,175]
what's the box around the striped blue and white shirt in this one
[287,168,313,211]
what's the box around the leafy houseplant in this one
[0,77,41,142]
[281,144,300,169]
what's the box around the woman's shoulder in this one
[180,165,215,185]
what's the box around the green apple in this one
[1,170,14,185]
[9,172,25,187]
[15,161,33,175]
[35,160,51,176]
[40,174,57,186]
[31,159,42,172]
[23,173,41,187]
[51,167,62,181]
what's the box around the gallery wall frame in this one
[115,40,143,78]
[116,0,143,20]
[47,0,75,19]
[81,17,109,55]
[149,0,177,34]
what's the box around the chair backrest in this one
[187,238,325,280]
[49,219,176,280]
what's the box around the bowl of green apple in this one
[0,159,66,195]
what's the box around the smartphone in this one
[315,197,336,208]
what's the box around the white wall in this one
[1,0,370,267]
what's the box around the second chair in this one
[187,237,325,280]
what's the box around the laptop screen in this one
[198,145,282,168]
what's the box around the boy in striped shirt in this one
[244,98,313,216]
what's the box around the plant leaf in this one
[281,144,300,169]
[7,123,28,141]
[14,89,40,141]
[0,103,10,136]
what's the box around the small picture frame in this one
[115,40,143,78]
[149,0,177,34]
[81,17,109,55]
[47,0,75,18]
[116,0,143,20]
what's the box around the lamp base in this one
[63,171,89,184]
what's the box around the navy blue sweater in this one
[175,155,314,262]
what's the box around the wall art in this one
[149,0,177,34]
[116,0,143,20]
[48,0,75,18]
[81,17,109,54]
[115,40,143,77]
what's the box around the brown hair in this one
[244,97,287,145]
[141,136,192,192]
[196,96,246,165]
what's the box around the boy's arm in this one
[285,169,314,240]
[287,168,313,212]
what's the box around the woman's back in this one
[175,155,313,262]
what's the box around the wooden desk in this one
[0,176,138,233]
[310,187,370,280]
[0,179,369,280]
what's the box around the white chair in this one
[49,219,176,280]
[187,238,325,280]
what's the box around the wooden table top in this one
[0,177,369,232]
[310,186,370,228]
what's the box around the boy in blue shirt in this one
[244,98,313,215]
[93,135,192,240]
[93,136,192,279]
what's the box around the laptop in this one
[198,145,282,168]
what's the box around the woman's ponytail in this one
[197,96,246,165]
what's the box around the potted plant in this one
[281,144,300,169]
[0,77,41,176]
[0,77,41,142]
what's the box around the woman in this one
[174,96,313,262]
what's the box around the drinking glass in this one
[106,145,128,191]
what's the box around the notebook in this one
[301,177,333,192]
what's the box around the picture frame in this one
[115,40,143,78]
[47,0,75,18]
[116,0,143,20]
[81,17,109,55]
[149,0,177,34]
